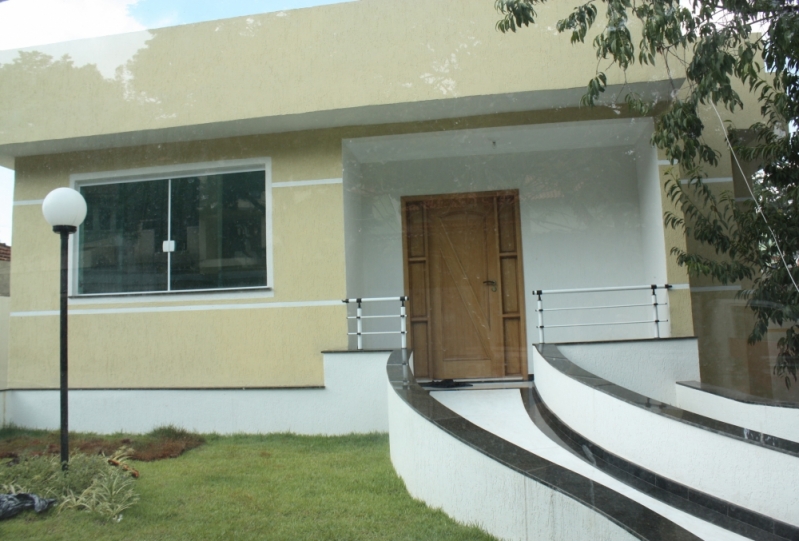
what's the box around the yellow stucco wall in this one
[8,129,349,389]
[690,291,756,391]
[655,159,694,338]
[653,88,778,394]
[0,0,675,153]
[9,306,343,389]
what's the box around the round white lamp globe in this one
[42,188,87,228]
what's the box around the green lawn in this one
[0,433,496,541]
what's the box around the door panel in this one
[430,201,499,378]
[402,191,527,380]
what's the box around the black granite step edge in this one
[537,344,799,458]
[523,384,799,541]
[385,349,701,541]
[676,381,799,410]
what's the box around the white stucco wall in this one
[676,384,799,444]
[343,148,365,301]
[533,348,799,527]
[0,295,6,425]
[558,338,700,405]
[387,382,641,541]
[0,295,8,393]
[3,351,389,434]
[343,119,669,352]
[635,140,669,288]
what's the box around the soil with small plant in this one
[0,425,206,522]
[0,425,205,462]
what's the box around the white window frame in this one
[69,158,274,297]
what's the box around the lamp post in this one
[42,188,87,470]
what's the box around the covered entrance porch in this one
[342,118,674,380]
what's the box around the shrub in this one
[59,466,139,522]
[0,449,139,521]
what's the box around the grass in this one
[0,432,497,540]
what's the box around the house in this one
[3,2,798,539]
[0,0,784,431]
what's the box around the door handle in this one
[483,280,497,292]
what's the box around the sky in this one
[0,0,354,245]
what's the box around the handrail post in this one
[356,299,363,350]
[400,297,407,349]
[651,285,660,338]
[536,290,545,344]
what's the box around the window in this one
[74,160,271,295]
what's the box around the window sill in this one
[68,287,275,305]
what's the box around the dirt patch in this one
[132,439,202,461]
[0,429,205,462]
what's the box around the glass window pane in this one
[170,171,266,290]
[78,180,169,294]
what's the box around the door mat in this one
[424,379,474,389]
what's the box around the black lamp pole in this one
[53,224,76,470]
[42,187,86,471]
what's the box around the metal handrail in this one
[342,296,408,350]
[541,302,654,312]
[534,284,669,294]
[533,284,671,343]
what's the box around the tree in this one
[495,0,799,387]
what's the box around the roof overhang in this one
[0,79,679,169]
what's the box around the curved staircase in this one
[386,345,799,541]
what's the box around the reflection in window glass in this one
[78,180,169,294]
[170,172,267,291]
[78,170,267,294]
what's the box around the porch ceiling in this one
[343,117,654,164]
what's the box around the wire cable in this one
[710,102,799,295]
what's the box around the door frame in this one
[401,189,528,380]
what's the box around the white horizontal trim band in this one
[691,285,742,292]
[347,315,403,319]
[272,178,342,188]
[343,296,407,303]
[11,299,342,317]
[70,288,275,305]
[348,331,405,335]
[669,283,690,290]
[657,160,675,166]
[14,199,44,206]
[70,158,270,184]
[687,177,733,184]
[11,310,59,317]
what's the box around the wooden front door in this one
[402,191,527,380]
